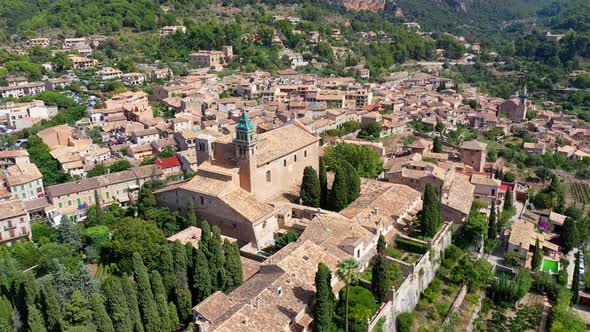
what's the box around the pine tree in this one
[120,276,144,332]
[159,245,176,299]
[531,238,543,271]
[63,290,93,328]
[300,166,321,207]
[313,263,335,332]
[420,183,443,237]
[103,277,133,332]
[91,293,115,332]
[192,247,212,303]
[328,165,349,211]
[372,254,392,303]
[504,190,514,211]
[27,305,47,332]
[186,199,197,227]
[131,253,160,332]
[433,136,443,153]
[150,271,171,332]
[0,296,13,332]
[168,302,179,332]
[209,226,227,291]
[223,239,243,292]
[39,280,63,332]
[319,157,328,208]
[199,220,212,260]
[342,160,360,203]
[488,201,497,240]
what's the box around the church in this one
[155,111,321,250]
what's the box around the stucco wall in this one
[375,223,453,331]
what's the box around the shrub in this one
[505,252,526,267]
[397,313,413,332]
[435,302,449,315]
[395,237,428,254]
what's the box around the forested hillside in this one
[394,0,551,40]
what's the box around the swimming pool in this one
[542,259,559,273]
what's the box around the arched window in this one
[266,170,271,182]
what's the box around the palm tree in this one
[336,257,359,332]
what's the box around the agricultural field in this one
[569,182,590,205]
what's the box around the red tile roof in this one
[156,155,181,169]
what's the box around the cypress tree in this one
[561,217,580,253]
[319,157,328,208]
[173,240,188,277]
[91,293,115,332]
[433,136,443,153]
[328,165,349,211]
[192,247,212,303]
[572,253,581,304]
[120,276,144,332]
[420,183,442,237]
[504,190,513,211]
[27,304,47,332]
[300,166,321,207]
[342,160,360,203]
[209,226,227,290]
[103,277,133,332]
[223,239,243,292]
[313,263,335,332]
[175,273,192,323]
[131,253,159,332]
[199,220,212,260]
[531,238,543,271]
[39,280,63,332]
[185,243,195,299]
[186,199,197,227]
[16,272,39,331]
[159,245,176,299]
[372,254,392,303]
[377,235,386,255]
[168,302,179,332]
[0,295,13,332]
[150,271,171,332]
[488,201,497,239]
[138,181,157,211]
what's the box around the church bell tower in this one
[234,111,257,193]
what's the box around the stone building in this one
[460,140,487,172]
[155,112,321,249]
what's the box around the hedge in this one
[395,237,428,254]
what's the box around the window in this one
[200,196,204,205]
[294,155,297,162]
[304,150,307,157]
[68,200,72,206]
[105,192,110,199]
[284,160,287,167]
[20,185,24,191]
[266,170,271,182]
[58,202,63,208]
